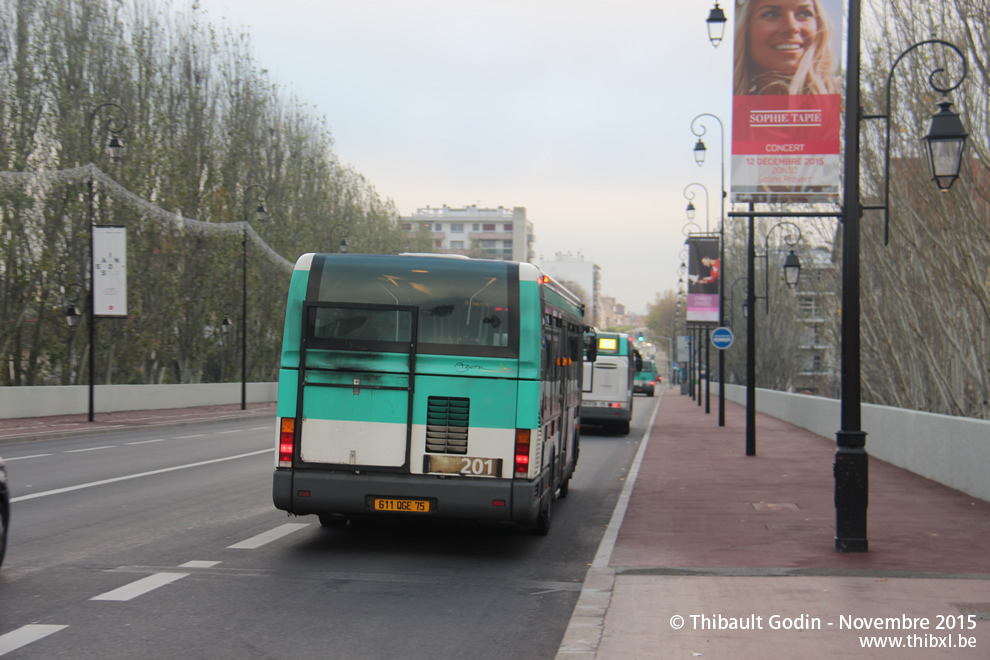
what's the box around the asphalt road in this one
[0,397,657,659]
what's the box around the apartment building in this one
[538,251,603,328]
[792,246,839,396]
[400,205,535,263]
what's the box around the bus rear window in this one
[308,255,518,356]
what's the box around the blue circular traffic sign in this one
[711,326,734,350]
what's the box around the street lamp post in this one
[241,185,268,411]
[836,5,969,552]
[745,221,803,456]
[681,214,711,411]
[691,112,727,426]
[726,276,747,329]
[86,103,127,422]
[328,223,349,253]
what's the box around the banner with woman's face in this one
[730,0,844,204]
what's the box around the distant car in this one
[0,456,7,569]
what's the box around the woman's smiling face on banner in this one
[748,0,819,76]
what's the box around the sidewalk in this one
[0,402,276,445]
[558,389,990,659]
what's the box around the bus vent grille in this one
[426,396,469,454]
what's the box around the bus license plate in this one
[427,456,501,477]
[373,498,431,513]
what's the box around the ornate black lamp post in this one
[240,185,268,410]
[328,223,349,253]
[745,222,802,456]
[691,112,727,425]
[836,14,969,551]
[86,103,128,422]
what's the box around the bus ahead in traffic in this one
[581,332,639,435]
[272,253,591,534]
[633,358,658,397]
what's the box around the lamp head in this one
[693,138,707,166]
[107,135,125,162]
[706,2,727,47]
[783,250,801,289]
[922,100,968,191]
[65,304,81,329]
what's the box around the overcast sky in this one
[189,0,736,315]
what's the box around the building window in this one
[503,224,513,232]
[479,240,496,248]
[435,223,442,232]
[451,223,463,233]
[799,296,818,317]
[482,223,496,232]
[434,239,442,248]
[421,223,431,231]
[401,223,411,232]
[450,240,464,249]
[811,353,823,371]
[472,223,480,231]
[503,240,513,249]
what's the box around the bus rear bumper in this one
[580,406,632,423]
[273,469,544,523]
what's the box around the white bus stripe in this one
[10,449,273,503]
[228,523,310,549]
[91,573,188,601]
[0,625,68,655]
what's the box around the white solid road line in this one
[91,572,189,602]
[228,523,310,549]
[0,625,68,656]
[10,449,273,503]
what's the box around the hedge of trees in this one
[0,0,431,387]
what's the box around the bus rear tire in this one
[533,494,551,535]
[617,420,630,435]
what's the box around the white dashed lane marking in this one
[91,573,189,602]
[0,625,68,656]
[228,523,310,549]
[179,560,222,568]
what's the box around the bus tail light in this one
[279,417,295,467]
[514,429,531,477]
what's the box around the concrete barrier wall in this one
[717,384,990,503]
[0,383,277,418]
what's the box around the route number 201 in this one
[460,457,496,476]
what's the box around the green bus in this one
[272,253,592,535]
[633,359,659,397]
